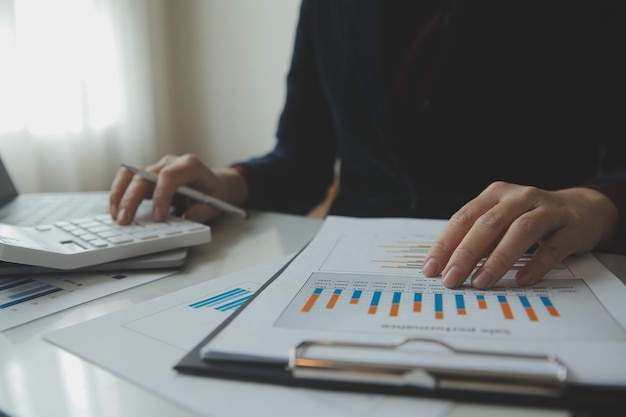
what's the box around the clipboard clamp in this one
[289,338,569,397]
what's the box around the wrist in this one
[566,187,619,249]
[214,167,249,207]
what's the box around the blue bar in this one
[0,278,34,292]
[497,295,507,303]
[333,289,342,295]
[370,291,382,306]
[7,281,43,294]
[414,293,422,303]
[434,293,443,312]
[352,290,362,299]
[217,299,248,312]
[9,284,55,299]
[540,296,553,307]
[0,287,63,309]
[215,295,252,311]
[392,292,401,304]
[189,288,249,308]
[519,296,531,308]
[455,294,465,310]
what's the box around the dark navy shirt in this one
[235,1,626,238]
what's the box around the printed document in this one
[201,216,626,386]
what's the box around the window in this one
[0,0,120,135]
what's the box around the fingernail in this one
[109,204,118,219]
[422,257,440,276]
[472,268,495,289]
[116,208,126,223]
[153,207,164,222]
[442,266,464,288]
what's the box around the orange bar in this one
[368,306,378,315]
[435,311,444,320]
[350,290,362,304]
[301,294,320,313]
[413,302,422,312]
[497,296,514,320]
[390,304,400,317]
[457,309,466,315]
[326,293,340,309]
[540,296,560,317]
[476,294,488,309]
[499,303,514,320]
[525,307,538,321]
[547,306,560,317]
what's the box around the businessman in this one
[110,1,626,289]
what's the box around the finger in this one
[109,167,134,219]
[423,194,498,278]
[148,156,207,220]
[441,194,539,288]
[116,170,156,224]
[515,228,575,287]
[148,168,182,222]
[470,205,564,288]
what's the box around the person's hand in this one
[109,154,248,224]
[422,181,618,289]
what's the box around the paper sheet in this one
[201,216,626,386]
[45,255,453,417]
[0,269,174,331]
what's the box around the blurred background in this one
[0,0,300,193]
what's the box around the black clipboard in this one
[174,255,626,416]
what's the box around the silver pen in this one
[121,163,248,219]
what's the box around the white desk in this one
[1,211,622,417]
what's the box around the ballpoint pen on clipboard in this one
[121,163,249,219]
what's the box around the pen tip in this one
[120,163,136,173]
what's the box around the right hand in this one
[422,182,619,289]
[109,154,248,224]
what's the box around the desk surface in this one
[1,211,622,417]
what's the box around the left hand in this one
[422,181,618,289]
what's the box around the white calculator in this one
[0,214,212,270]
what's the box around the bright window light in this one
[0,0,121,136]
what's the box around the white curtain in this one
[0,0,172,193]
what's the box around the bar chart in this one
[276,272,626,341]
[0,271,170,331]
[123,282,261,350]
[320,233,573,279]
[297,279,560,321]
[188,286,254,312]
[1,277,65,310]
